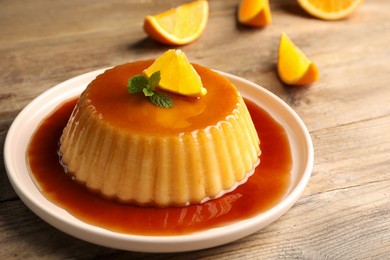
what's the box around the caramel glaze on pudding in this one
[59,60,261,207]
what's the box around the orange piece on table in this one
[297,0,365,20]
[238,0,272,26]
[277,32,319,86]
[143,0,208,45]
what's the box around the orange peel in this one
[277,32,319,86]
[238,0,272,26]
[143,0,208,45]
[297,0,365,20]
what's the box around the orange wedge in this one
[143,0,208,45]
[144,49,207,97]
[297,0,365,20]
[238,0,272,26]
[277,32,319,86]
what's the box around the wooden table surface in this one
[1,0,389,259]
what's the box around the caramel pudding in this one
[59,60,260,207]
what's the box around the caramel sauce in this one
[27,98,292,236]
[85,61,239,134]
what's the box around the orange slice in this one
[238,0,272,26]
[144,49,207,97]
[277,32,319,86]
[143,0,209,45]
[297,0,365,20]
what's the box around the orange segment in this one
[277,32,319,86]
[144,49,207,97]
[238,0,272,26]
[297,0,365,20]
[143,0,208,45]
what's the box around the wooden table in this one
[1,0,389,258]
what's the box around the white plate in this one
[4,69,313,253]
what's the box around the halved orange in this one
[144,49,207,97]
[297,0,365,20]
[143,0,209,45]
[238,0,272,26]
[277,32,319,86]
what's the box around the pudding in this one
[59,60,260,207]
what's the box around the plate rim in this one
[4,68,314,252]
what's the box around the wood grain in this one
[1,0,389,259]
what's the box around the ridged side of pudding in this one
[59,60,260,207]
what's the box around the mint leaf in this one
[148,71,161,90]
[127,71,173,108]
[128,75,147,93]
[149,92,173,108]
[143,87,155,97]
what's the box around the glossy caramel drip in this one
[59,61,260,207]
[83,60,239,135]
[27,98,291,236]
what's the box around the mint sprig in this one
[127,71,173,108]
